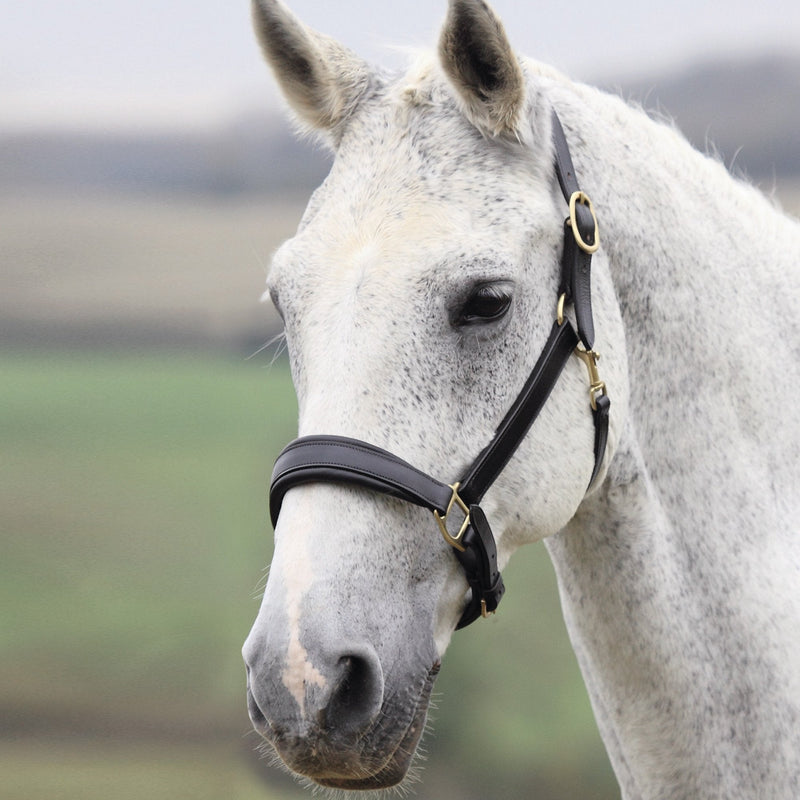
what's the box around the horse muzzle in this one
[244,636,440,789]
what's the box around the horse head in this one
[242,0,629,789]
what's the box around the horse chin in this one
[316,689,432,790]
[273,662,440,791]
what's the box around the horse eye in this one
[457,283,513,326]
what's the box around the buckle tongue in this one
[434,482,470,552]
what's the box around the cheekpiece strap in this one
[551,110,598,351]
[458,318,578,505]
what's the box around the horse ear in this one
[251,0,370,142]
[439,0,526,139]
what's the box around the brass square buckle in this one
[434,483,470,552]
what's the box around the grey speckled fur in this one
[244,1,800,796]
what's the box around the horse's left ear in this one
[439,0,527,140]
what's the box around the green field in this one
[1,350,618,799]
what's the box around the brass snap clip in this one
[575,346,607,410]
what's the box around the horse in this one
[242,0,800,796]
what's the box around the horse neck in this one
[541,79,800,797]
[552,77,800,545]
[549,75,800,537]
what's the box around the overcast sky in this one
[3,0,799,130]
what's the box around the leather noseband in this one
[269,110,610,630]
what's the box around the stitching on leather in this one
[278,461,444,499]
[280,440,446,486]
[274,458,450,510]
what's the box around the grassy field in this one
[1,353,306,798]
[0,740,291,800]
[1,350,617,800]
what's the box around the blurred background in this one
[2,1,799,798]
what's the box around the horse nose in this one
[244,639,385,745]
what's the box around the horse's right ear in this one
[251,0,370,143]
[439,0,526,140]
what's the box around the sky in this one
[2,0,799,131]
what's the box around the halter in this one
[269,110,610,630]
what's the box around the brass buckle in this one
[434,483,469,552]
[568,191,600,254]
[556,292,567,326]
[575,346,606,410]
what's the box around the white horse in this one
[242,0,800,796]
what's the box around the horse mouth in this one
[271,661,440,791]
[319,665,438,790]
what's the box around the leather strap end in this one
[454,505,505,629]
[560,224,596,351]
[588,393,610,488]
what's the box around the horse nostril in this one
[337,656,370,710]
[322,652,384,735]
[247,687,269,731]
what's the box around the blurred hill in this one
[2,53,799,197]
[0,113,332,197]
[601,54,800,183]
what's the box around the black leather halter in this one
[269,110,610,630]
